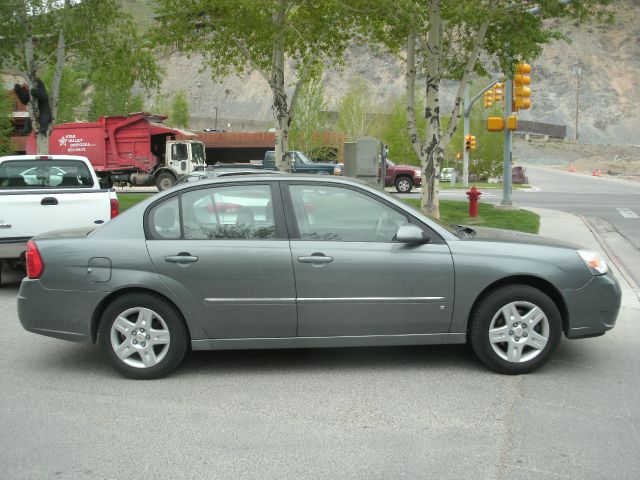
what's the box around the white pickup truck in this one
[0,155,118,284]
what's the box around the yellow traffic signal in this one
[456,152,462,160]
[464,135,472,151]
[483,91,493,108]
[470,135,477,150]
[493,83,503,102]
[513,63,532,110]
[487,117,504,132]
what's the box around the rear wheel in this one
[155,172,175,191]
[394,176,413,193]
[98,293,188,379]
[469,285,561,374]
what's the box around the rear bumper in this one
[0,237,30,259]
[18,279,106,343]
[564,273,622,339]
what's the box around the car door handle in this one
[297,253,333,264]
[165,253,199,263]
[41,197,58,206]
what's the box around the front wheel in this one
[469,285,562,374]
[155,172,176,191]
[394,176,413,193]
[98,293,188,379]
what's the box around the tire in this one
[395,176,413,193]
[155,172,175,191]
[98,293,188,380]
[469,284,562,374]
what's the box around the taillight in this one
[26,240,44,279]
[110,198,119,218]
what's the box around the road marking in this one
[617,208,639,219]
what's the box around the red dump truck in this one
[27,112,206,190]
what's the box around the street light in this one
[573,64,582,144]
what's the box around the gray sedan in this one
[18,176,621,379]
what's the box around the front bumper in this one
[18,279,107,343]
[564,272,622,339]
[413,177,422,187]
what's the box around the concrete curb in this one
[578,214,640,301]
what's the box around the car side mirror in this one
[396,224,430,244]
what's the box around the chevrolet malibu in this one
[18,176,621,379]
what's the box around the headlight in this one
[414,169,421,177]
[577,250,608,275]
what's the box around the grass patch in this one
[404,199,539,234]
[439,182,530,190]
[117,194,153,212]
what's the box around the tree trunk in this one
[405,32,428,171]
[271,0,291,172]
[422,0,443,219]
[50,28,66,122]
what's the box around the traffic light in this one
[483,91,493,108]
[513,63,531,111]
[493,83,503,103]
[456,152,462,160]
[465,135,476,150]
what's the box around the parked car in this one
[440,167,456,183]
[0,155,118,284]
[384,160,422,193]
[18,175,620,379]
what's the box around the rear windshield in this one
[0,159,94,189]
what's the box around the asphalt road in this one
[403,166,640,290]
[1,250,639,478]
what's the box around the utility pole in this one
[463,78,500,187]
[214,106,218,131]
[573,64,581,144]
[502,67,514,207]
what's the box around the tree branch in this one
[443,5,495,144]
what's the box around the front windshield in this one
[192,142,206,165]
[295,151,312,165]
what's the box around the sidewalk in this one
[530,207,638,306]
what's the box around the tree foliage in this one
[0,0,160,152]
[170,91,190,128]
[289,75,330,158]
[0,93,14,156]
[336,78,375,142]
[152,0,360,170]
[358,0,612,218]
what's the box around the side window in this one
[181,185,276,240]
[148,197,181,239]
[171,143,188,161]
[289,185,408,242]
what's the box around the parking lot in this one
[1,252,639,479]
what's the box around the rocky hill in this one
[146,0,639,148]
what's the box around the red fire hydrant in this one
[466,186,482,217]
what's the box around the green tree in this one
[360,0,611,218]
[0,0,160,152]
[373,95,424,165]
[41,64,85,124]
[289,75,327,155]
[337,78,375,142]
[170,91,189,128]
[152,0,361,171]
[0,92,14,156]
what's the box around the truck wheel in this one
[156,172,175,191]
[395,176,413,193]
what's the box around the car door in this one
[145,182,297,339]
[283,182,455,337]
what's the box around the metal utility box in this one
[343,137,381,189]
